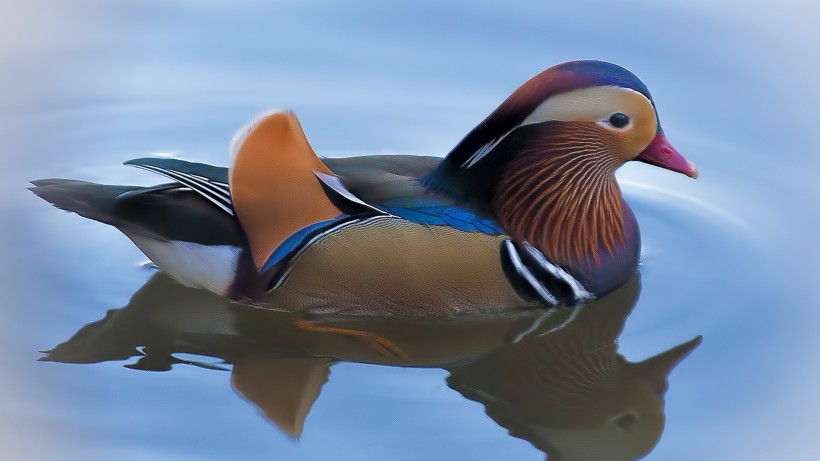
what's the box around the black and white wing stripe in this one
[501,240,593,308]
[123,159,390,219]
[125,158,234,215]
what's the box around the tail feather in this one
[29,179,243,246]
[29,179,144,226]
[29,178,251,296]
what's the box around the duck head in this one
[426,60,696,292]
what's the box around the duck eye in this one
[608,112,630,129]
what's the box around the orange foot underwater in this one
[293,319,405,360]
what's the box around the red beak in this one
[635,133,698,179]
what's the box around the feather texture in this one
[30,55,683,313]
[492,122,625,268]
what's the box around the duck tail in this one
[29,178,251,297]
[28,179,150,226]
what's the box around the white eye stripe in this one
[460,86,653,169]
[523,86,648,125]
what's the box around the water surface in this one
[2,1,818,460]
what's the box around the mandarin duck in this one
[31,60,697,316]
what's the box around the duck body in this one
[31,60,697,316]
[260,154,546,315]
[33,155,544,314]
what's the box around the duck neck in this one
[494,153,623,263]
[490,124,639,278]
[427,122,640,290]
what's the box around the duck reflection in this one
[42,272,699,460]
[446,284,701,461]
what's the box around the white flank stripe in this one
[504,240,558,305]
[522,242,592,301]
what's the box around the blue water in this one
[2,1,818,460]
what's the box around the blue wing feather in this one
[123,155,507,236]
[379,199,505,235]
